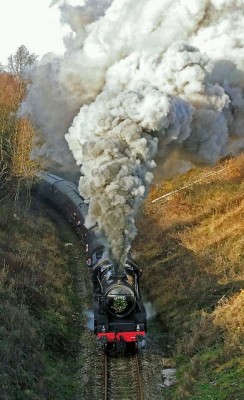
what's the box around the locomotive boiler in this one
[34,172,147,353]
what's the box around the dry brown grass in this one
[213,289,244,353]
[138,154,244,280]
[134,154,244,398]
[176,193,243,252]
[149,154,244,203]
[134,154,244,346]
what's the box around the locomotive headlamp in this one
[136,334,144,342]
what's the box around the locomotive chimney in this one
[112,263,126,279]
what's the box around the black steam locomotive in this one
[35,172,147,353]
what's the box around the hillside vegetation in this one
[0,48,82,399]
[1,46,243,400]
[0,47,44,200]
[134,154,244,399]
[0,201,83,399]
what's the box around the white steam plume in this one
[66,86,193,264]
[21,0,244,271]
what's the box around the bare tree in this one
[7,45,37,76]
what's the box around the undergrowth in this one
[0,71,46,201]
[134,154,244,399]
[0,199,81,399]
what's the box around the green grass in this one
[0,198,82,399]
[181,353,244,400]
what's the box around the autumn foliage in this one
[0,67,43,199]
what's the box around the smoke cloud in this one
[21,0,244,271]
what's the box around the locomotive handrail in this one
[97,275,103,294]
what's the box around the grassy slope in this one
[134,154,244,399]
[1,154,243,399]
[0,199,82,400]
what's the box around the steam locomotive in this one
[35,172,147,353]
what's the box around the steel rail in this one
[104,352,144,400]
[135,353,144,400]
[104,353,108,400]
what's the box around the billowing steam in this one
[21,0,244,271]
[66,85,194,263]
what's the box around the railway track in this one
[104,353,144,400]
